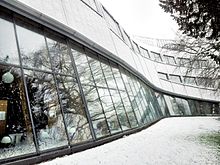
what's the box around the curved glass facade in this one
[0,3,219,164]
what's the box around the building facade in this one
[0,0,219,164]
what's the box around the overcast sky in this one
[98,0,179,40]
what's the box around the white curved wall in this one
[14,0,220,102]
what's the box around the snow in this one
[40,117,220,165]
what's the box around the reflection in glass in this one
[24,69,68,150]
[89,57,106,87]
[121,71,143,125]
[55,75,92,144]
[72,50,94,85]
[82,85,110,138]
[47,38,74,75]
[155,92,170,116]
[0,66,35,159]
[109,89,130,130]
[97,87,121,134]
[16,25,51,70]
[0,18,19,65]
[120,90,138,128]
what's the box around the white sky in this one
[98,0,179,40]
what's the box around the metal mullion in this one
[67,39,96,140]
[85,54,111,136]
[98,58,123,132]
[121,70,144,125]
[131,77,150,123]
[44,34,71,147]
[12,15,39,153]
[22,66,54,74]
[109,63,132,128]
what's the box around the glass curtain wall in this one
[1,6,219,163]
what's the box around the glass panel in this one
[111,67,125,90]
[89,57,106,87]
[46,38,74,75]
[82,85,110,138]
[55,75,92,144]
[0,17,19,65]
[150,51,162,62]
[120,90,138,128]
[169,75,182,83]
[164,55,176,65]
[155,92,170,116]
[109,89,130,130]
[101,63,116,89]
[92,118,109,138]
[121,71,143,125]
[24,69,68,150]
[158,72,168,80]
[72,50,94,85]
[183,76,197,85]
[0,66,36,159]
[140,47,150,58]
[103,8,122,38]
[164,95,176,115]
[97,87,121,134]
[16,25,51,70]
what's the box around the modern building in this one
[0,0,219,164]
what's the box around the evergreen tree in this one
[159,0,220,40]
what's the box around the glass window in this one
[188,100,199,115]
[109,89,130,130]
[72,49,94,85]
[46,38,74,75]
[132,41,140,54]
[24,69,68,150]
[155,92,170,116]
[163,55,176,65]
[97,87,121,134]
[169,74,182,83]
[140,47,150,58]
[196,77,215,88]
[177,58,190,66]
[121,29,132,48]
[89,57,107,87]
[16,24,51,71]
[103,8,122,38]
[158,72,168,80]
[121,71,143,125]
[0,66,36,159]
[150,51,162,62]
[183,76,197,85]
[82,0,98,11]
[0,16,20,65]
[55,75,92,144]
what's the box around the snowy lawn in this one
[40,117,220,165]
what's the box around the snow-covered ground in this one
[40,117,220,165]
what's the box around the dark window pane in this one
[24,69,68,150]
[16,25,51,70]
[0,65,36,159]
[0,18,19,65]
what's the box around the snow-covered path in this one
[40,117,220,165]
